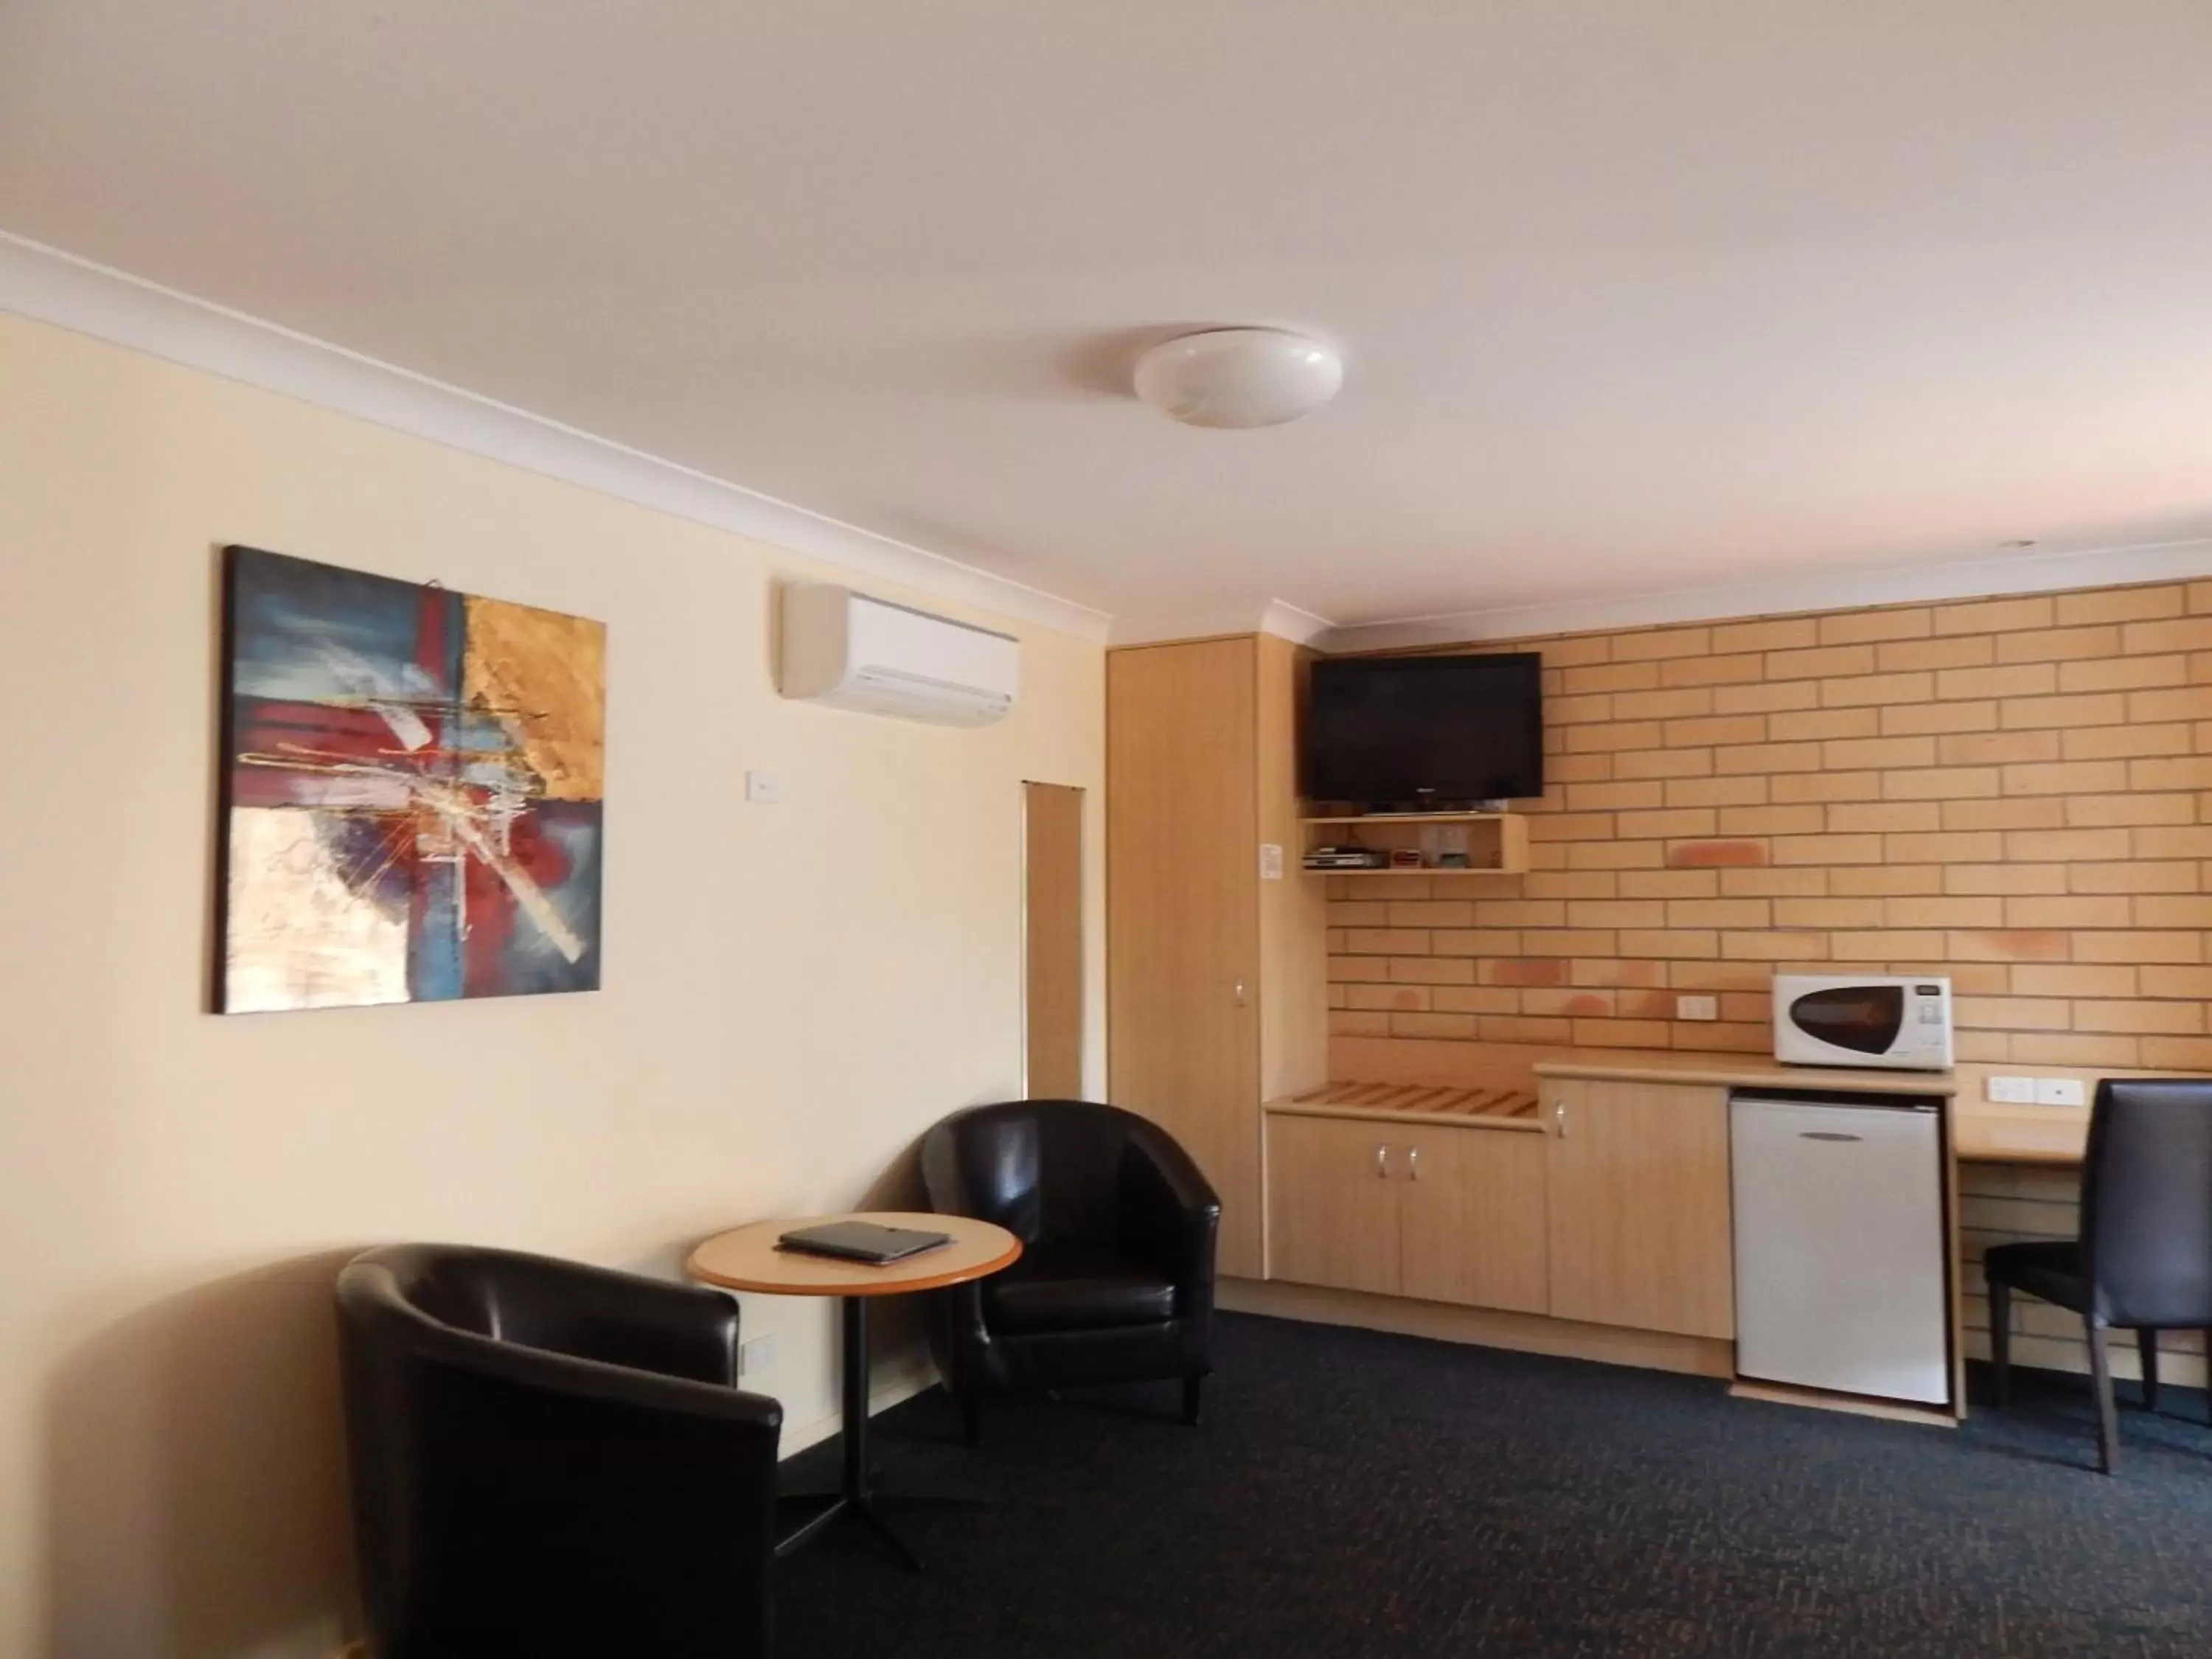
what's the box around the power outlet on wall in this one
[1675,995,1718,1021]
[1987,1077,2086,1106]
[740,1332,778,1379]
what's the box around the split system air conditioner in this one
[779,583,1018,727]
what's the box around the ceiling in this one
[5,1,2211,633]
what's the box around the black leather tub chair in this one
[920,1099,1220,1441]
[1984,1079,2212,1473]
[335,1244,783,1658]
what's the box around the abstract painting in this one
[216,546,604,1012]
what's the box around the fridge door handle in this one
[1800,1131,1865,1143]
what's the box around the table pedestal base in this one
[774,1296,985,1571]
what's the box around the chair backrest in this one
[352,1243,724,1378]
[335,1245,771,1659]
[922,1099,1164,1253]
[2081,1079,2212,1326]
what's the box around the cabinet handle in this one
[1408,1145,1422,1180]
[1554,1099,1568,1138]
[1233,978,1249,1007]
[1374,1144,1391,1178]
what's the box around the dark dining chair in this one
[920,1099,1220,1441]
[335,1244,783,1659]
[1983,1078,2212,1473]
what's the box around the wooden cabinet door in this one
[1543,1079,1735,1339]
[1399,1127,1550,1315]
[1107,638,1263,1275]
[1265,1115,1401,1297]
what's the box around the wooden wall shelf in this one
[1298,810,1530,876]
[1298,812,1518,824]
[1304,867,1470,880]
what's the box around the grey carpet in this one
[775,1310,2212,1658]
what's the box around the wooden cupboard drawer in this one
[1265,1113,1548,1315]
[1398,1127,1548,1315]
[1265,1113,1401,1297]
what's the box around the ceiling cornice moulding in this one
[1259,599,1336,646]
[0,230,1111,643]
[1109,597,1338,648]
[1318,539,2212,653]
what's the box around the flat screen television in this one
[1304,653,1544,807]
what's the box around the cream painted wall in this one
[0,312,1106,1659]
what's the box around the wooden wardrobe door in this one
[1107,637,1262,1276]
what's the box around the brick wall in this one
[1326,578,2212,1067]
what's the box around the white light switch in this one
[745,771,783,804]
[1986,1077,2037,1104]
[1676,995,1718,1021]
[2034,1077,2087,1107]
[1259,843,1284,881]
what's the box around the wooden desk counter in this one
[1528,1049,2086,1164]
[1531,1049,1957,1098]
[1950,1103,2087,1165]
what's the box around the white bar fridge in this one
[1731,1092,1951,1406]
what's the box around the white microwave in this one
[1773,974,1953,1071]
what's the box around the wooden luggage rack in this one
[1270,1079,1543,1132]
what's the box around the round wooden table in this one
[687,1211,1020,1569]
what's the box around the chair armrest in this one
[1119,1127,1222,1302]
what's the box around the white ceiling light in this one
[1133,328,1344,429]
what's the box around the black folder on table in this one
[776,1220,953,1265]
